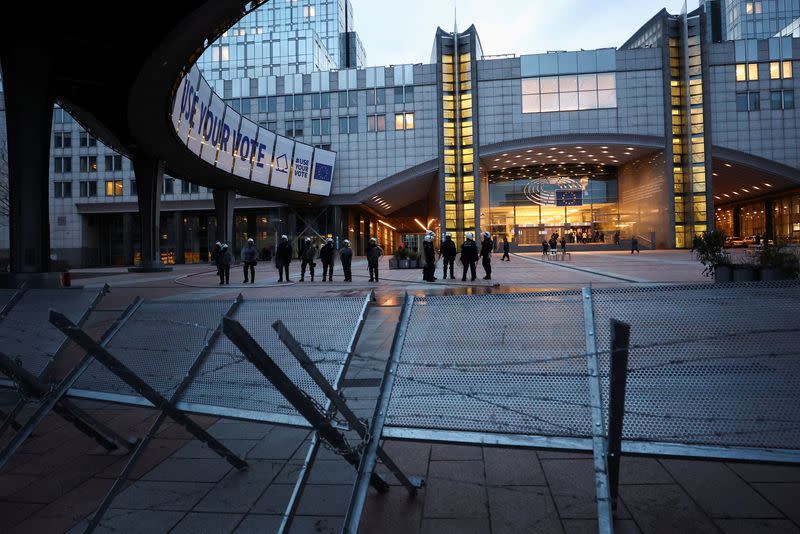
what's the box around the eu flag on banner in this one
[556,189,583,206]
[313,163,333,182]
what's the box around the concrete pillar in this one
[212,189,235,245]
[129,157,171,272]
[174,210,184,264]
[733,206,741,237]
[0,40,54,281]
[764,199,774,241]
[122,213,134,265]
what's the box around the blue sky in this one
[354,0,694,67]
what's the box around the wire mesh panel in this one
[593,281,800,450]
[0,288,103,379]
[385,292,593,438]
[69,296,369,425]
[180,296,369,424]
[71,299,233,401]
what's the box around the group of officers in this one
[212,230,497,285]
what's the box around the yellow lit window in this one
[745,1,753,14]
[405,113,414,129]
[443,54,453,63]
[736,64,746,81]
[460,52,470,63]
[783,61,793,78]
[395,113,404,130]
[443,63,453,74]
[748,63,758,81]
[770,62,780,79]
[221,45,230,61]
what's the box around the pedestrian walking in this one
[241,238,258,283]
[423,232,437,282]
[320,237,335,281]
[366,237,383,282]
[340,239,353,282]
[300,237,316,282]
[542,239,549,255]
[560,236,566,253]
[614,231,620,246]
[501,235,510,261]
[441,232,457,279]
[631,236,640,254]
[460,232,479,281]
[480,231,493,280]
[276,234,292,282]
[217,243,232,285]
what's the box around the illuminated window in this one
[303,5,315,16]
[748,63,759,81]
[220,45,230,61]
[770,62,781,79]
[522,73,616,113]
[782,61,793,78]
[395,112,414,130]
[105,180,123,197]
[736,64,747,81]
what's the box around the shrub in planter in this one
[694,229,729,281]
[752,242,800,281]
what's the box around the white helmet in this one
[344,239,351,246]
[445,232,452,238]
[304,237,311,242]
[424,234,432,242]
[221,243,228,250]
[483,231,490,239]
[281,234,288,240]
[247,238,254,243]
[370,237,377,243]
[326,237,334,243]
[465,232,474,240]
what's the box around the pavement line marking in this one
[511,253,648,283]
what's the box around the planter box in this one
[388,258,399,269]
[759,267,795,281]
[714,265,733,283]
[732,265,757,282]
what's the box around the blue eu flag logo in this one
[314,163,332,183]
[556,190,582,206]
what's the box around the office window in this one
[267,96,277,112]
[293,119,304,137]
[105,155,123,172]
[736,64,747,81]
[54,157,71,173]
[257,97,267,113]
[523,74,615,113]
[78,131,97,147]
[163,177,174,195]
[367,88,386,106]
[130,179,137,196]
[782,61,793,78]
[241,98,251,114]
[220,45,230,61]
[54,132,72,149]
[267,120,277,131]
[348,91,358,107]
[748,63,759,81]
[53,108,64,123]
[736,63,759,81]
[230,99,241,112]
[303,5,315,16]
[368,114,386,132]
[749,91,760,111]
[79,155,98,172]
[404,86,414,103]
[79,180,98,197]
[785,90,795,110]
[284,95,294,111]
[181,180,190,194]
[771,90,795,110]
[395,112,414,130]
[736,93,749,111]
[339,116,358,134]
[312,118,331,135]
[294,94,303,111]
[338,91,348,107]
[105,179,123,197]
[54,181,72,198]
[312,92,331,109]
[768,61,792,80]
[745,1,762,14]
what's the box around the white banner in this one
[215,107,238,173]
[232,117,259,179]
[200,93,227,166]
[290,143,314,193]
[171,75,187,133]
[176,67,202,143]
[251,127,276,185]
[309,147,336,196]
[186,77,212,156]
[270,136,294,189]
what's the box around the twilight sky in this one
[353,0,695,67]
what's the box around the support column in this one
[764,199,774,242]
[733,205,741,237]
[213,189,235,245]
[128,157,171,272]
[122,213,134,266]
[174,210,184,265]
[0,40,56,286]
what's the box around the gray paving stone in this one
[252,484,295,515]
[488,486,563,534]
[306,459,358,485]
[661,459,781,518]
[208,421,273,440]
[233,514,283,533]
[193,460,285,513]
[111,480,214,510]
[420,518,491,534]
[484,448,547,486]
[563,519,641,533]
[295,484,352,516]
[619,484,719,534]
[726,463,800,483]
[272,459,307,484]
[247,428,310,460]
[173,439,259,459]
[618,458,673,485]
[289,515,342,533]
[541,459,631,519]
[752,482,800,524]
[93,509,184,533]
[170,512,244,534]
[141,458,233,483]
[357,485,425,534]
[428,460,485,484]
[430,444,483,461]
[714,518,800,534]
[423,478,488,519]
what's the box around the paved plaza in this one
[2,251,799,534]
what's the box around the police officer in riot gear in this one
[441,232,456,279]
[423,232,437,282]
[339,239,353,282]
[480,231,493,280]
[366,237,383,282]
[275,235,292,282]
[320,237,335,281]
[460,232,479,282]
[300,237,316,282]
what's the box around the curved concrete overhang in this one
[711,146,800,203]
[712,146,800,184]
[479,133,667,160]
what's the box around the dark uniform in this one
[300,240,316,281]
[501,238,510,261]
[217,245,232,285]
[320,241,335,281]
[480,236,493,280]
[441,236,457,279]
[275,239,292,282]
[366,242,383,282]
[460,237,479,281]
[339,243,353,282]
[423,240,436,282]
[241,241,257,283]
